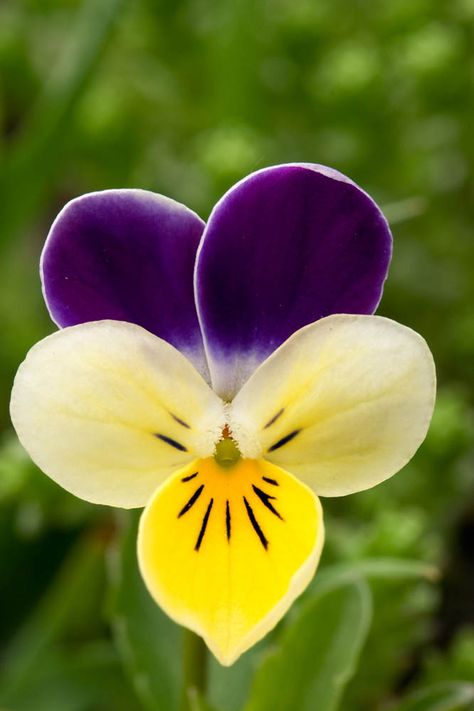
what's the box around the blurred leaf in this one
[382,197,428,224]
[310,557,439,597]
[0,530,107,702]
[243,578,372,711]
[3,641,140,711]
[0,0,124,249]
[336,560,438,710]
[206,557,429,711]
[108,510,182,711]
[188,688,220,711]
[394,681,474,711]
[208,641,263,711]
[422,630,474,688]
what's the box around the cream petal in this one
[229,315,436,497]
[10,321,226,507]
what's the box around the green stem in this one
[181,629,208,710]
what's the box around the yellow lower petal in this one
[138,457,324,665]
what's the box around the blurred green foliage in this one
[0,0,473,709]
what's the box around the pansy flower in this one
[10,164,436,665]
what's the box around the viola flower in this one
[10,164,435,665]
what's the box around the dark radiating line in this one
[178,485,204,517]
[262,476,279,486]
[243,497,268,550]
[263,408,285,429]
[268,429,301,452]
[170,413,191,429]
[155,433,187,452]
[226,500,231,541]
[195,499,214,551]
[181,471,198,483]
[252,485,283,519]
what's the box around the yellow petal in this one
[229,314,436,497]
[10,321,225,508]
[138,457,324,665]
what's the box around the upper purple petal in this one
[41,189,209,378]
[195,163,392,399]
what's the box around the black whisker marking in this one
[155,433,187,452]
[181,471,198,483]
[267,429,301,452]
[170,413,191,429]
[262,476,279,486]
[225,500,231,541]
[243,497,268,549]
[178,484,204,517]
[195,499,214,551]
[252,485,283,520]
[263,408,285,429]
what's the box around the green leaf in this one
[394,682,474,711]
[0,0,124,251]
[188,688,219,711]
[309,557,439,598]
[108,510,182,711]
[325,559,439,710]
[206,558,434,711]
[3,641,140,711]
[243,578,372,711]
[207,643,263,711]
[0,531,107,702]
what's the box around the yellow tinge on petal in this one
[10,321,226,508]
[230,314,436,497]
[138,457,324,665]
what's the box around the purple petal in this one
[195,164,392,398]
[41,190,208,377]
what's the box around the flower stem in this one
[181,629,208,710]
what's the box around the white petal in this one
[229,315,436,497]
[10,321,226,507]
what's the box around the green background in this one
[0,0,473,709]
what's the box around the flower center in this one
[214,429,241,469]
